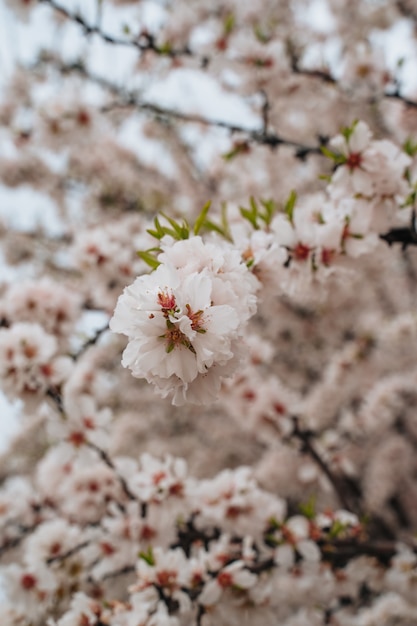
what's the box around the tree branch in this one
[30,56,327,159]
[291,416,362,514]
[38,0,192,58]
[380,210,417,249]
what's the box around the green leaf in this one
[160,213,190,240]
[198,203,232,241]
[253,23,271,44]
[193,201,211,235]
[240,196,260,229]
[264,533,279,546]
[259,198,277,225]
[146,216,166,240]
[139,546,155,566]
[341,119,358,143]
[320,146,345,164]
[137,249,161,270]
[403,137,417,157]
[240,208,258,229]
[224,12,235,34]
[401,190,416,208]
[220,202,232,241]
[299,495,316,520]
[267,516,282,531]
[328,520,347,539]
[158,41,172,55]
[222,142,250,161]
[204,219,228,239]
[284,190,297,224]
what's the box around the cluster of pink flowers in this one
[110,236,258,405]
[0,322,71,404]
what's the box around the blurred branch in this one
[45,385,139,505]
[86,441,138,504]
[46,540,90,565]
[71,323,109,360]
[289,44,417,110]
[0,523,40,558]
[396,0,417,24]
[30,56,327,160]
[320,539,399,567]
[380,210,417,249]
[33,2,417,118]
[38,0,192,58]
[291,417,362,515]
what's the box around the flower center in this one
[293,243,311,261]
[346,152,362,170]
[185,304,205,332]
[163,322,195,354]
[158,290,177,315]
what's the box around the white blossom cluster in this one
[109,121,413,404]
[0,446,383,626]
[110,236,258,405]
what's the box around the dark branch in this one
[37,0,192,58]
[291,416,362,514]
[86,441,138,503]
[0,523,39,558]
[380,210,417,249]
[46,540,90,565]
[320,539,398,568]
[30,55,327,159]
[71,323,109,360]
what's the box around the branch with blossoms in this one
[3,3,417,624]
[109,116,415,403]
[29,55,328,160]
[45,383,141,504]
[37,0,193,58]
[36,0,417,119]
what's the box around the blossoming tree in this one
[2,0,417,625]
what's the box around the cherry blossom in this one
[1,1,417,625]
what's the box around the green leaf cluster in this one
[239,196,278,229]
[147,213,190,241]
[298,495,316,520]
[137,202,233,270]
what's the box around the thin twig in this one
[38,0,192,58]
[86,441,138,503]
[30,56,327,159]
[46,540,90,565]
[71,323,109,360]
[291,416,361,513]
